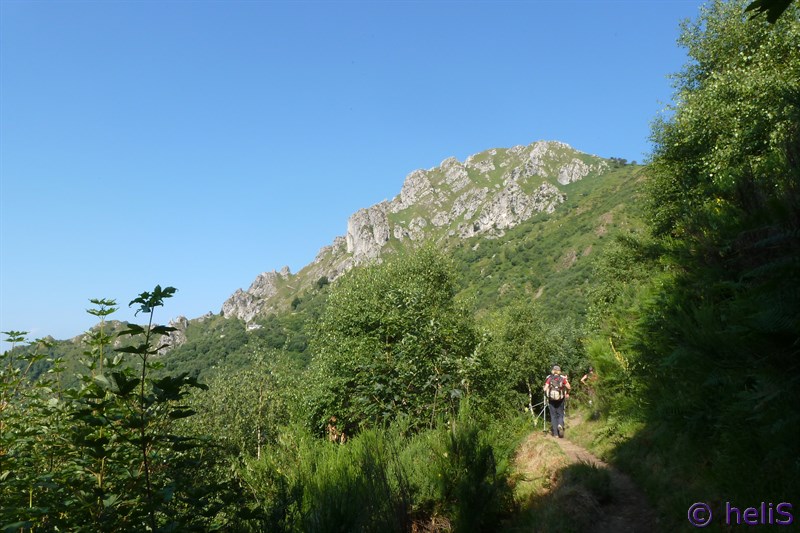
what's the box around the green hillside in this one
[451,162,645,319]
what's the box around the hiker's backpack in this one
[547,374,565,401]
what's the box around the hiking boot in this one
[557,424,564,438]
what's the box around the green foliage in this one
[306,246,478,434]
[183,346,302,458]
[644,0,800,492]
[584,0,800,517]
[584,232,660,333]
[428,404,514,532]
[238,406,523,533]
[649,0,799,241]
[475,301,586,417]
[158,315,249,379]
[159,285,323,383]
[1,334,65,532]
[1,288,247,531]
[298,428,412,532]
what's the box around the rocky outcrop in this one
[392,170,430,211]
[302,236,352,289]
[159,315,189,354]
[525,141,558,177]
[558,158,593,185]
[459,182,565,238]
[221,267,291,323]
[346,202,391,263]
[221,289,261,323]
[247,271,286,299]
[441,157,470,192]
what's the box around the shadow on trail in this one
[504,430,659,533]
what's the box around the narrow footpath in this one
[552,436,658,532]
[510,416,660,533]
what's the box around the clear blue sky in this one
[1,0,705,348]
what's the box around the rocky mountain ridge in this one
[218,140,612,326]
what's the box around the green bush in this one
[306,245,477,435]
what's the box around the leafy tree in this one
[184,344,301,458]
[305,246,477,435]
[617,0,800,499]
[1,287,248,531]
[0,333,66,531]
[649,0,799,242]
[478,302,585,416]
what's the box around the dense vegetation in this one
[3,253,550,531]
[2,1,798,530]
[583,0,799,518]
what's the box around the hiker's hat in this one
[552,365,561,372]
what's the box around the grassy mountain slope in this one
[451,162,646,320]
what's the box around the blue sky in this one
[1,0,705,348]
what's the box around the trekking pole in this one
[532,396,545,430]
[541,393,548,432]
[539,397,546,431]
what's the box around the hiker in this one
[543,365,571,438]
[581,366,598,405]
[326,416,347,444]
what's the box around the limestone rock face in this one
[221,268,291,323]
[221,289,260,323]
[159,315,189,354]
[304,236,351,288]
[441,157,470,193]
[393,170,430,211]
[247,271,283,299]
[346,202,391,263]
[558,158,593,185]
[459,182,565,238]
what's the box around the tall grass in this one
[300,428,412,533]
[238,404,525,532]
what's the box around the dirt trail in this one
[553,436,658,532]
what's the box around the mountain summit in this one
[220,140,614,324]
